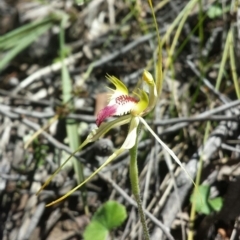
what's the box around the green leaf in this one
[190,185,212,215]
[207,5,230,19]
[207,5,223,19]
[93,201,127,230]
[75,0,84,5]
[83,201,127,240]
[190,185,223,215]
[208,197,223,212]
[83,221,108,240]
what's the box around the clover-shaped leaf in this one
[83,221,108,240]
[83,201,127,240]
[190,184,223,215]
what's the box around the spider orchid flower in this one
[96,71,156,127]
[39,70,192,207]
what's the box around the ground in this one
[0,0,240,240]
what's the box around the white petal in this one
[121,117,139,149]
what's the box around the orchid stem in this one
[129,124,150,240]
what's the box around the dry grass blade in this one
[24,115,59,149]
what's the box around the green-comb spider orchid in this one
[37,69,193,207]
[37,70,157,205]
[36,8,195,239]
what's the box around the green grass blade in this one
[161,0,198,46]
[148,0,162,97]
[215,30,231,91]
[229,28,240,99]
[164,0,198,76]
[0,23,52,71]
[59,16,87,211]
[0,17,53,49]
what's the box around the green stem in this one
[188,121,210,240]
[129,124,150,240]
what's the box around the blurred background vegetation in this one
[0,0,240,239]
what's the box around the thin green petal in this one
[91,115,131,142]
[45,117,139,207]
[46,148,125,206]
[139,117,196,188]
[37,115,131,196]
[36,137,89,195]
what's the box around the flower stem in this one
[129,124,150,240]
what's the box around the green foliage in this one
[83,201,127,240]
[207,4,230,19]
[33,140,49,167]
[75,0,87,5]
[54,46,72,62]
[84,221,108,240]
[0,15,60,71]
[190,184,223,215]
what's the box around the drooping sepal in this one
[45,117,140,207]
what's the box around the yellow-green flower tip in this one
[131,89,149,116]
[143,70,154,86]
